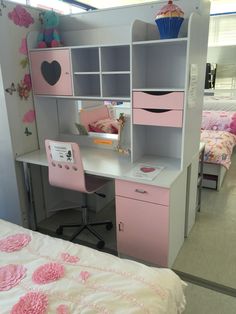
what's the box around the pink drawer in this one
[133,91,184,110]
[133,108,183,127]
[115,180,169,205]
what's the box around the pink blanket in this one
[202,111,236,135]
[201,130,236,169]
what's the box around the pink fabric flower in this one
[79,271,90,283]
[32,262,65,285]
[22,110,35,124]
[0,233,31,252]
[8,5,34,28]
[11,292,48,314]
[0,264,26,291]
[61,253,79,264]
[56,304,69,314]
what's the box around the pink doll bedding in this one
[201,111,236,168]
[201,110,236,135]
[200,130,236,169]
[0,219,186,313]
[80,106,119,134]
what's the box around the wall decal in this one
[24,127,32,136]
[0,1,6,16]
[22,110,35,124]
[5,83,16,95]
[1,1,6,9]
[8,5,34,28]
[20,58,28,69]
[19,38,29,68]
[18,74,32,100]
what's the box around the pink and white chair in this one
[45,140,113,249]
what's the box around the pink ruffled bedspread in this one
[201,130,236,169]
[0,219,186,314]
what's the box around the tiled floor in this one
[184,283,236,314]
[173,151,236,289]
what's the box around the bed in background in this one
[0,219,186,313]
[79,105,120,134]
[201,102,236,190]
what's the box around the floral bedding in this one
[202,110,236,135]
[0,219,186,314]
[200,130,236,169]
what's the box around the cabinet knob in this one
[135,189,147,194]
[118,222,124,232]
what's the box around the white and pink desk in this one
[17,146,186,268]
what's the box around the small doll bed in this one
[79,106,120,134]
[201,109,236,190]
[0,219,186,313]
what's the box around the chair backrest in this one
[45,140,88,193]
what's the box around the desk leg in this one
[23,163,38,231]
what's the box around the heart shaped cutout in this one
[41,61,61,86]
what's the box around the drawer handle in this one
[142,91,172,96]
[143,109,171,113]
[135,189,147,194]
[119,222,124,232]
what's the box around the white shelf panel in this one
[74,72,100,75]
[132,88,185,92]
[102,71,130,75]
[132,38,188,46]
[34,95,130,101]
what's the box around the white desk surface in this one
[16,147,182,188]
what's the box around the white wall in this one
[0,66,22,224]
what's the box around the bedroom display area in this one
[4,0,236,312]
[173,11,236,295]
[0,1,211,311]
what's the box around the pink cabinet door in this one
[116,196,169,267]
[30,49,73,96]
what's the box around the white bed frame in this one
[202,162,227,190]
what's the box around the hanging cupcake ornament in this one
[155,0,184,39]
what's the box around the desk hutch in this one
[10,1,210,268]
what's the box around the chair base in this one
[56,220,113,249]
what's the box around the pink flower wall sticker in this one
[18,74,32,100]
[0,264,26,291]
[11,292,48,314]
[23,110,35,124]
[8,5,34,28]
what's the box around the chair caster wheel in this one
[106,222,113,231]
[97,240,105,249]
[56,227,63,235]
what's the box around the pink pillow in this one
[89,118,119,134]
